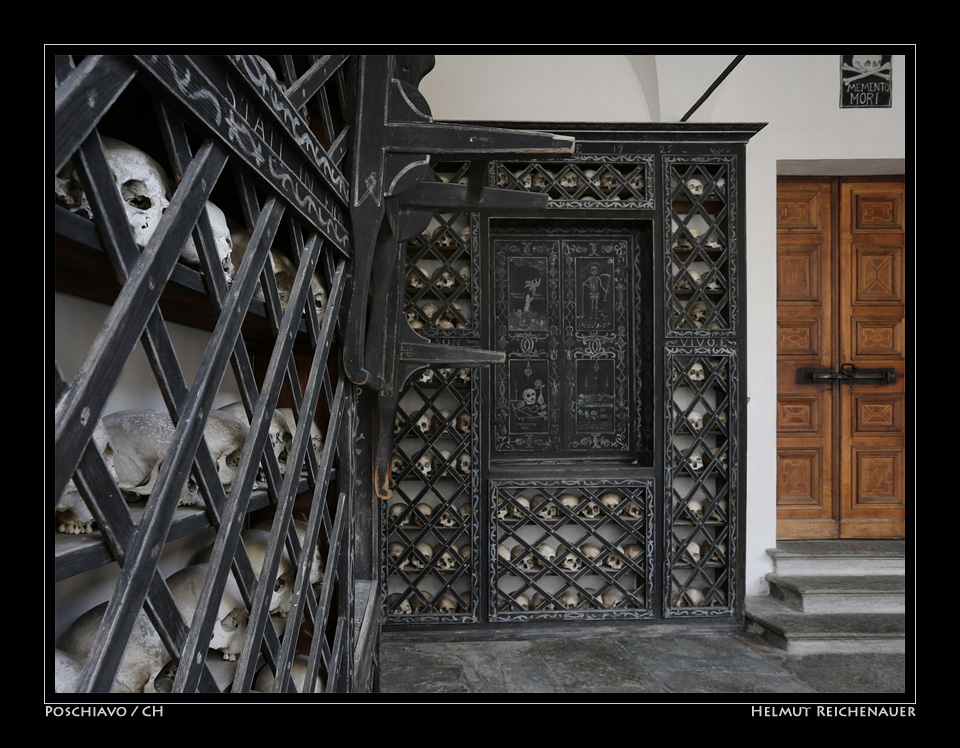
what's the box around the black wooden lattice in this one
[53,54,360,694]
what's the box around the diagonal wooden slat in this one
[54,55,137,174]
[283,54,350,116]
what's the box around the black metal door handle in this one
[796,365,897,385]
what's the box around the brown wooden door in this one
[776,177,906,539]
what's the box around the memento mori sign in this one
[840,55,892,109]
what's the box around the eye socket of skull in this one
[522,389,536,404]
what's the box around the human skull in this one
[418,368,434,385]
[687,411,704,432]
[58,602,171,693]
[437,548,458,571]
[433,227,456,248]
[522,388,537,405]
[438,509,457,528]
[202,411,250,493]
[513,169,533,188]
[414,502,434,526]
[219,402,290,483]
[180,201,235,285]
[674,226,701,248]
[531,592,555,611]
[559,171,581,190]
[410,541,433,569]
[165,563,249,660]
[434,269,456,290]
[579,543,602,562]
[254,518,324,587]
[389,503,409,527]
[604,546,626,570]
[689,303,710,327]
[406,269,425,290]
[415,413,434,435]
[416,454,434,478]
[497,544,512,564]
[56,420,116,534]
[511,545,536,572]
[458,504,471,521]
[684,541,701,564]
[624,544,643,562]
[686,498,704,520]
[621,501,643,520]
[682,587,705,606]
[688,363,706,381]
[532,495,558,520]
[676,269,702,290]
[558,589,581,609]
[686,178,704,196]
[536,543,557,566]
[601,588,626,608]
[458,264,471,283]
[578,500,602,520]
[506,496,530,520]
[387,593,412,615]
[100,409,198,506]
[276,407,324,477]
[456,368,471,384]
[560,551,582,572]
[199,529,292,617]
[688,453,704,471]
[436,595,458,614]
[457,452,471,476]
[705,233,723,249]
[388,541,407,568]
[97,137,172,250]
[310,274,328,326]
[599,492,621,512]
[628,172,644,192]
[559,494,581,515]
[456,412,471,436]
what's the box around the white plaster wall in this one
[423,52,908,596]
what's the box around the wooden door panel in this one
[777,180,837,538]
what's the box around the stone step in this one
[768,540,905,576]
[745,595,906,654]
[767,573,905,614]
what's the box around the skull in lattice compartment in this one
[266,250,298,309]
[688,363,706,381]
[410,591,433,614]
[418,368,435,385]
[254,654,324,693]
[560,551,583,572]
[389,503,410,528]
[559,494,581,515]
[441,302,464,324]
[415,412,434,435]
[558,589,581,609]
[271,518,325,587]
[436,595,459,614]
[599,171,621,192]
[200,529,293,617]
[180,201,235,285]
[95,137,173,250]
[674,226,701,249]
[686,498,704,521]
[676,269,702,291]
[437,548,459,571]
[605,546,627,571]
[559,171,581,189]
[458,504,471,521]
[387,592,412,614]
[705,274,723,292]
[101,409,199,506]
[456,368,471,384]
[458,265,471,285]
[497,501,509,520]
[579,543,602,563]
[513,169,533,188]
[532,495,558,519]
[497,544,512,564]
[201,411,250,493]
[513,593,530,611]
[532,592,555,610]
[599,492,621,513]
[56,420,116,534]
[406,269,425,290]
[416,454,434,478]
[220,402,291,481]
[578,499,602,519]
[456,412,471,436]
[536,543,557,566]
[497,167,512,188]
[621,500,643,519]
[711,447,729,471]
[624,544,643,561]
[687,411,704,432]
[689,303,710,328]
[166,563,248,660]
[684,541,701,564]
[688,453,704,471]
[457,453,471,476]
[530,170,548,190]
[507,496,530,520]
[388,541,407,568]
[459,544,471,560]
[686,178,704,196]
[683,587,705,606]
[433,226,456,248]
[434,269,456,290]
[439,509,457,528]
[629,172,644,191]
[58,602,172,693]
[410,541,433,569]
[414,502,434,526]
[511,545,536,572]
[310,273,328,326]
[705,232,723,249]
[601,588,626,608]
